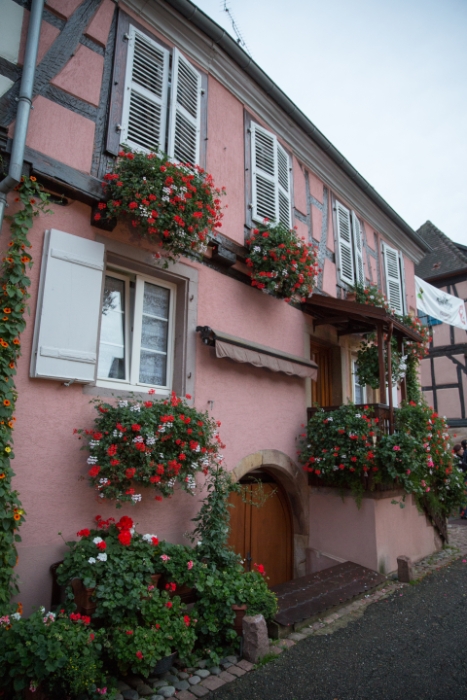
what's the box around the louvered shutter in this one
[121,26,170,153]
[167,48,201,165]
[31,230,105,383]
[352,212,365,286]
[383,243,404,314]
[335,201,354,285]
[251,123,277,223]
[277,142,292,227]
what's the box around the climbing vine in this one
[0,175,51,608]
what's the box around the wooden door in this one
[228,474,292,587]
[310,341,333,407]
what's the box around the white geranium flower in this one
[11,612,21,621]
[97,553,107,562]
[130,404,141,412]
[112,430,123,438]
[118,400,128,408]
[93,537,103,545]
[131,494,142,503]
[88,557,97,564]
[87,456,98,464]
[146,436,156,445]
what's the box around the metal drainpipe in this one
[0,0,45,231]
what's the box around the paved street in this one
[211,555,467,700]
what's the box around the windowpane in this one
[139,350,167,386]
[139,281,170,385]
[98,276,126,380]
[143,283,170,318]
[141,316,168,353]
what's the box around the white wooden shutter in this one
[251,123,277,223]
[121,26,170,153]
[352,212,365,286]
[382,242,404,314]
[277,142,292,227]
[167,48,201,165]
[31,230,105,383]
[335,201,354,285]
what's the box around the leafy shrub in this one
[0,609,113,699]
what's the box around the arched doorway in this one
[227,469,293,587]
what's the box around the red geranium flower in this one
[118,530,132,546]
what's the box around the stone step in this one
[270,561,385,635]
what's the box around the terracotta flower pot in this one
[71,578,96,616]
[231,603,247,636]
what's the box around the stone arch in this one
[231,450,309,578]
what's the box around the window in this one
[31,230,197,398]
[97,270,176,393]
[352,359,366,404]
[334,200,365,287]
[107,16,205,165]
[382,242,406,315]
[250,122,292,227]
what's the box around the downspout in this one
[0,0,44,231]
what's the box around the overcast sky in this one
[192,0,467,246]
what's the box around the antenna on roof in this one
[222,1,251,56]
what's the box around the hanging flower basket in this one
[352,283,432,391]
[95,147,226,264]
[76,393,225,505]
[245,222,319,302]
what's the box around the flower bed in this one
[245,222,319,302]
[77,392,224,505]
[95,148,225,264]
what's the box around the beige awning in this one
[196,326,318,379]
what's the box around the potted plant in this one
[57,515,161,625]
[95,148,225,264]
[76,393,225,505]
[108,589,196,678]
[245,221,319,302]
[0,608,113,699]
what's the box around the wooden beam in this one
[377,322,386,405]
[387,321,394,434]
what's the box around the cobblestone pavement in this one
[116,520,467,700]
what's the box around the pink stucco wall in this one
[19,15,60,66]
[51,44,104,107]
[85,0,115,47]
[309,490,439,574]
[24,96,95,173]
[206,77,245,245]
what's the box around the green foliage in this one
[190,466,241,569]
[298,404,382,501]
[97,147,225,264]
[57,515,160,625]
[0,608,113,699]
[109,591,196,676]
[299,400,466,518]
[351,282,431,393]
[77,393,224,505]
[0,175,51,608]
[379,401,465,518]
[245,221,319,302]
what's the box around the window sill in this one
[83,383,170,400]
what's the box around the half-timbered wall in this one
[421,278,467,427]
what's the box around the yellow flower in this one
[5,446,11,453]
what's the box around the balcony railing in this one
[307,403,391,436]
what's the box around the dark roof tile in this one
[415,221,467,279]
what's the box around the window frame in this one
[351,357,367,404]
[106,10,208,167]
[96,266,177,396]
